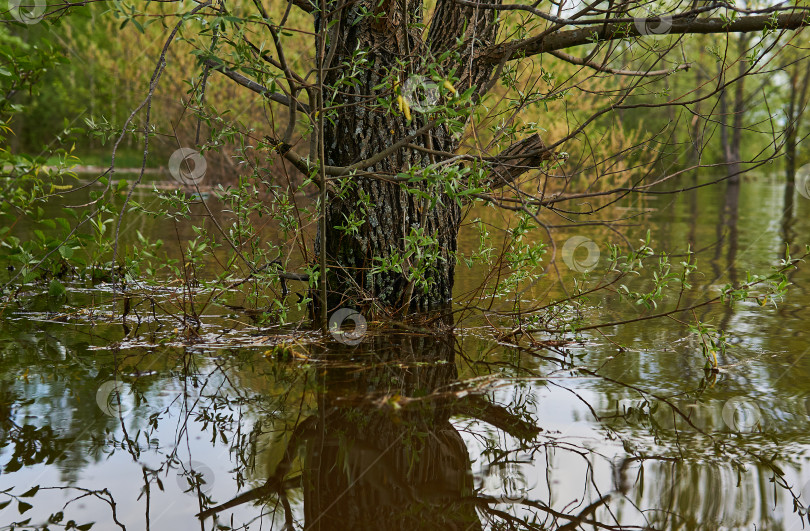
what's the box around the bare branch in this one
[288,0,316,14]
[488,11,810,60]
[201,58,310,113]
[548,49,691,76]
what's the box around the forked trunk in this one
[312,0,495,316]
[307,0,551,317]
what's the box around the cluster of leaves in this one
[0,27,87,294]
[0,486,94,530]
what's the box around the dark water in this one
[1,174,809,530]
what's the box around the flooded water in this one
[1,173,809,530]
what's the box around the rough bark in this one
[485,134,553,189]
[314,0,506,315]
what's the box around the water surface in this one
[1,174,809,530]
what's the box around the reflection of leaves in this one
[4,424,66,472]
[21,485,39,497]
[0,388,23,432]
[0,494,95,530]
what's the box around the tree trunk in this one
[786,70,799,185]
[728,55,746,183]
[313,0,502,316]
[785,59,810,185]
[691,38,706,162]
[722,36,747,182]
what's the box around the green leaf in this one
[18,501,33,514]
[48,279,66,299]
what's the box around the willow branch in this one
[548,50,691,76]
[201,58,310,113]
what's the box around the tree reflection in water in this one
[194,331,809,531]
[200,331,545,529]
[2,319,808,530]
